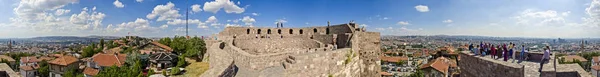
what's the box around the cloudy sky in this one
[0,0,599,38]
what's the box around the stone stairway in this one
[283,55,297,69]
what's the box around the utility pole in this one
[185,0,189,37]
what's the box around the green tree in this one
[148,69,155,76]
[177,56,186,67]
[409,70,424,77]
[63,67,78,77]
[100,39,105,49]
[159,37,172,46]
[170,66,181,75]
[397,60,407,66]
[37,60,50,77]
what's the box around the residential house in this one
[19,65,36,77]
[0,55,16,68]
[49,56,80,77]
[84,53,127,77]
[82,67,99,77]
[592,56,599,66]
[0,63,20,77]
[592,65,600,77]
[150,52,178,70]
[139,41,173,54]
[380,56,409,66]
[419,57,457,77]
[20,56,39,66]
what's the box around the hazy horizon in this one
[0,0,599,38]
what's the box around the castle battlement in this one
[459,51,592,77]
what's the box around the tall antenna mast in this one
[185,0,189,37]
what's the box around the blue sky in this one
[0,0,599,38]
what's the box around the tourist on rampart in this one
[508,43,514,60]
[503,44,508,61]
[539,46,551,72]
[497,45,502,59]
[469,44,474,53]
[520,45,526,61]
[491,45,496,58]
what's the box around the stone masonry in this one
[201,22,381,77]
[459,51,592,77]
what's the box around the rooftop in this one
[91,53,127,67]
[49,56,79,66]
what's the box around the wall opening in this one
[278,29,282,34]
[313,28,317,33]
[257,29,262,34]
[289,29,293,34]
[326,28,330,34]
[247,29,250,34]
[267,29,272,34]
[299,29,303,34]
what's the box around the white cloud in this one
[562,11,571,16]
[191,4,202,13]
[252,13,259,16]
[206,16,218,23]
[136,0,143,3]
[397,21,410,25]
[442,19,453,23]
[241,16,255,26]
[55,9,71,16]
[160,25,168,29]
[69,7,106,30]
[359,24,368,27]
[382,17,389,20]
[166,18,209,29]
[225,24,241,27]
[13,0,78,21]
[415,5,429,12]
[274,19,287,24]
[198,25,208,28]
[174,27,187,32]
[203,0,245,14]
[113,0,124,8]
[512,9,570,26]
[147,2,181,21]
[114,18,158,32]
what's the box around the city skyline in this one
[0,0,599,38]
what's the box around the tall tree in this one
[100,39,105,50]
[38,60,50,77]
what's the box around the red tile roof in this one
[19,66,35,71]
[150,41,173,52]
[38,56,54,61]
[49,56,79,66]
[379,72,393,76]
[0,55,15,62]
[380,56,409,63]
[420,57,454,75]
[83,67,99,76]
[20,56,39,63]
[92,53,127,67]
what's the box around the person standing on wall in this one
[539,46,551,72]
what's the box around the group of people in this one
[468,41,552,72]
[468,42,530,61]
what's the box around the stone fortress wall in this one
[202,22,380,77]
[459,51,525,77]
[459,51,592,77]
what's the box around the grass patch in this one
[173,62,209,77]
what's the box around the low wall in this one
[459,52,524,77]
